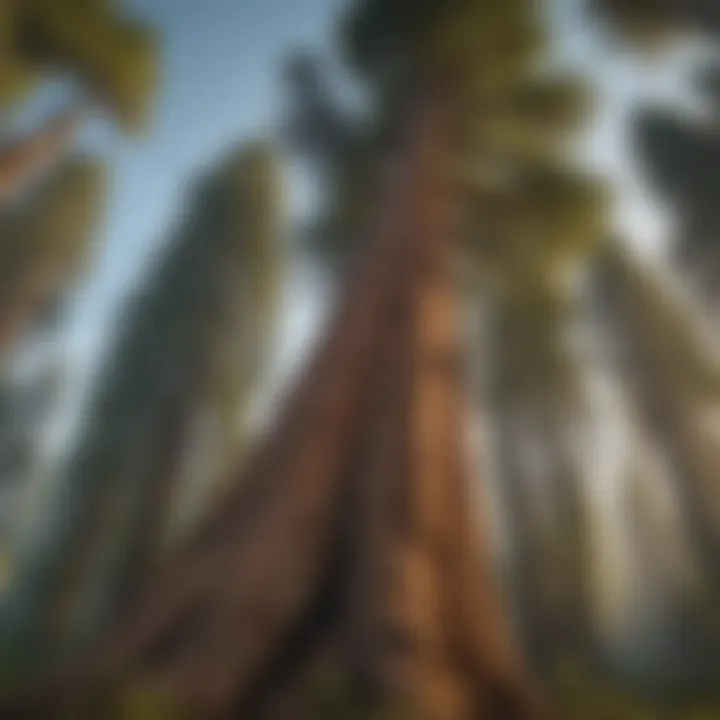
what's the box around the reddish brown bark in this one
[2,96,545,719]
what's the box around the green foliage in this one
[466,75,593,162]
[468,163,609,292]
[509,164,609,256]
[603,242,720,396]
[0,0,157,342]
[506,74,594,131]
[342,0,546,86]
[546,661,720,720]
[338,0,607,290]
[307,666,362,718]
[0,3,36,110]
[0,155,106,347]
[492,283,579,405]
[15,156,107,262]
[115,684,188,720]
[1,0,157,130]
[436,8,607,293]
[305,666,406,720]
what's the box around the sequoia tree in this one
[590,0,720,614]
[0,0,156,354]
[0,1,612,717]
[0,142,284,682]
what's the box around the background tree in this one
[0,360,66,581]
[589,0,720,669]
[593,239,720,665]
[0,0,156,198]
[0,2,157,664]
[0,141,285,681]
[0,0,157,353]
[0,156,107,352]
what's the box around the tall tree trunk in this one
[595,241,720,592]
[2,94,543,719]
[342,93,538,719]
[492,403,593,672]
[486,288,595,673]
[55,388,196,658]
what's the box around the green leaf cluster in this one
[0,155,106,346]
[1,0,157,129]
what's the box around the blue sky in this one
[12,0,709,402]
